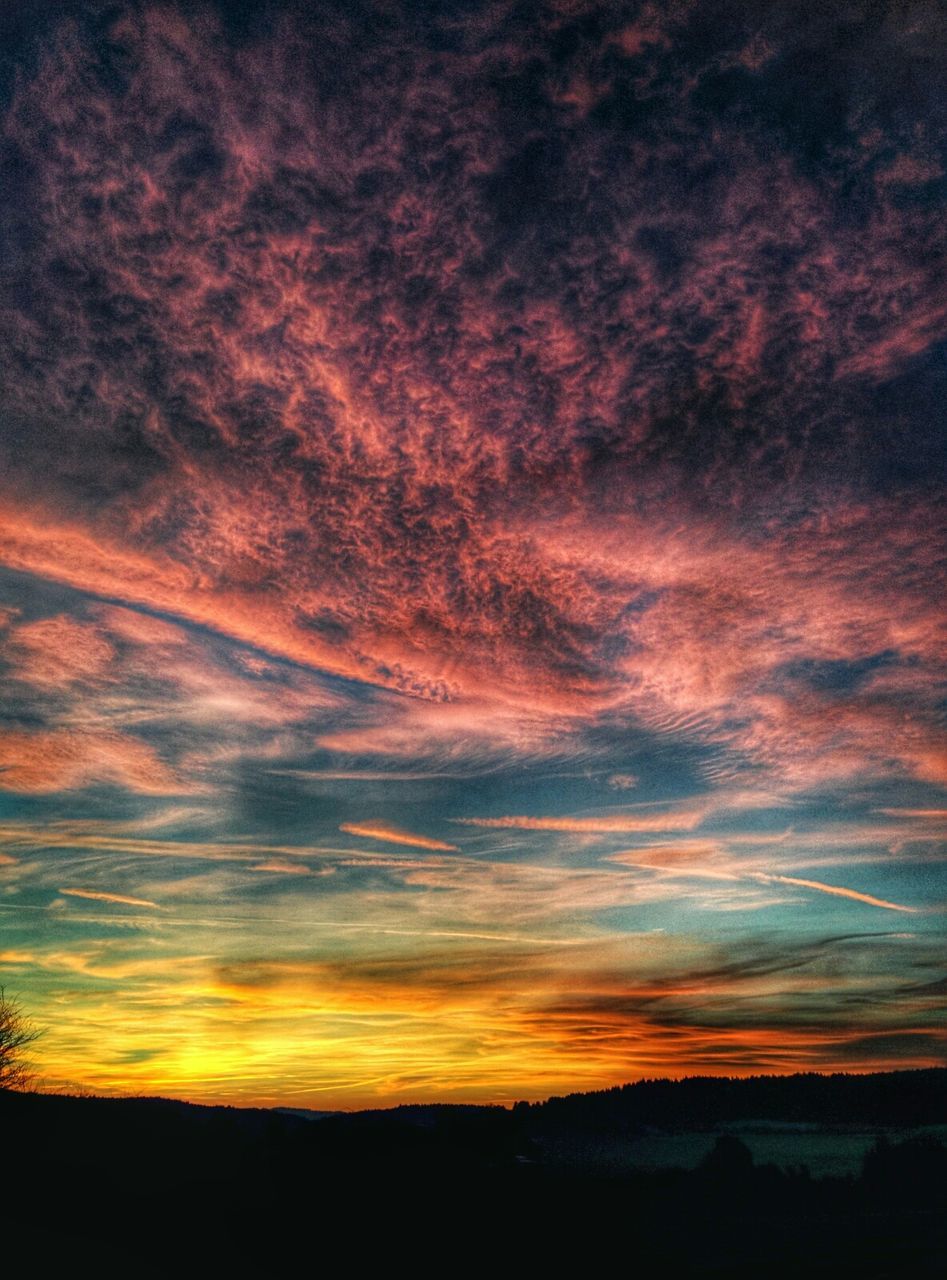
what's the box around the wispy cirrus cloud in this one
[752,874,919,915]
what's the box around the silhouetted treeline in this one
[2,1070,945,1275]
[516,1067,947,1132]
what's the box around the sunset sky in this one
[0,0,944,1109]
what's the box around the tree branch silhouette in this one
[0,986,41,1091]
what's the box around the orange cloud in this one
[6,614,115,688]
[248,861,305,875]
[455,811,705,834]
[31,927,942,1107]
[0,502,371,688]
[876,809,947,821]
[0,728,189,794]
[339,823,459,852]
[59,888,162,909]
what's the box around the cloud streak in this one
[754,874,919,915]
[59,888,163,910]
[339,823,460,852]
[454,811,706,834]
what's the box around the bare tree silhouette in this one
[0,986,40,1091]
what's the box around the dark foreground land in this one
[3,1068,946,1275]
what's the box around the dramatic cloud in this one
[0,0,943,1105]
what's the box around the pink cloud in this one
[0,728,190,795]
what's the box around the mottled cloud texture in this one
[0,0,944,1106]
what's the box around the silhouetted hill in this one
[2,1069,945,1274]
[516,1067,947,1132]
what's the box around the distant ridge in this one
[515,1067,947,1130]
